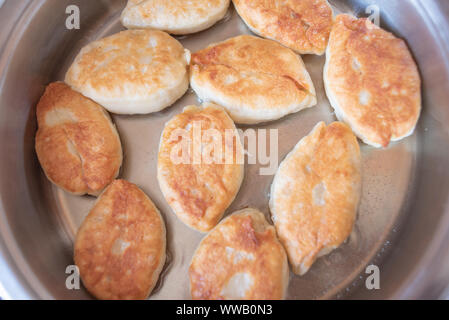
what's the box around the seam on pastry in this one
[270,0,322,52]
[240,0,321,52]
[62,127,89,192]
[193,62,315,97]
[286,6,316,50]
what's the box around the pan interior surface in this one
[0,0,448,300]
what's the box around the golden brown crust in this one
[35,82,122,195]
[157,103,244,232]
[269,122,361,275]
[74,179,166,300]
[233,0,333,55]
[190,35,316,124]
[324,14,421,147]
[189,208,288,300]
[65,30,189,114]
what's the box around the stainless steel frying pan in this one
[0,0,449,299]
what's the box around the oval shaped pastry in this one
[121,0,230,35]
[233,0,333,55]
[189,208,288,300]
[74,179,166,300]
[65,29,190,114]
[324,14,421,148]
[35,82,122,196]
[157,103,244,232]
[190,35,316,124]
[269,122,362,275]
